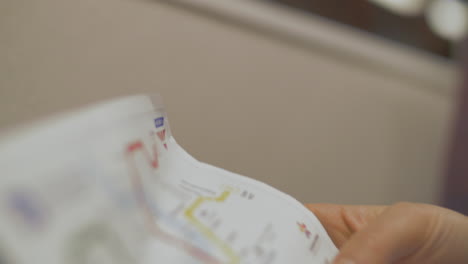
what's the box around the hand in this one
[305,202,468,264]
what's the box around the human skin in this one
[306,202,468,264]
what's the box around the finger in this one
[332,203,432,264]
[306,204,386,248]
[306,203,352,247]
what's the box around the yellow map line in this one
[184,190,240,264]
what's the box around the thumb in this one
[333,202,434,264]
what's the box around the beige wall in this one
[0,0,458,204]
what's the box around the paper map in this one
[0,95,338,264]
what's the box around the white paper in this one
[0,95,338,264]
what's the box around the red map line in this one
[125,139,221,264]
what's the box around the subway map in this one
[0,95,338,264]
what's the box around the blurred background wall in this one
[0,0,459,204]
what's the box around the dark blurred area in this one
[270,0,452,57]
[444,40,468,215]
